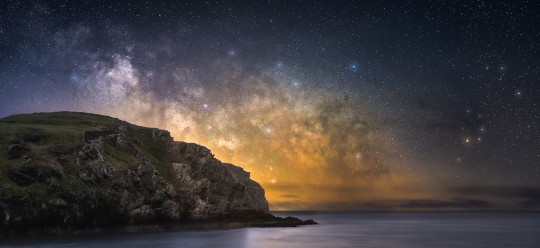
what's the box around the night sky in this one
[1,0,539,211]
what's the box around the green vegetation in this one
[1,183,48,199]
[104,143,139,170]
[0,111,176,202]
[0,111,124,128]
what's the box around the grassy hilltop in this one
[0,112,172,202]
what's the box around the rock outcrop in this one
[0,112,315,235]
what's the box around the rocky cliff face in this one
[0,112,312,235]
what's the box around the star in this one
[349,62,359,72]
[264,127,273,134]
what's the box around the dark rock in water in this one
[7,144,31,159]
[0,112,316,236]
[182,210,318,229]
[303,219,318,225]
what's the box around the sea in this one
[2,212,540,248]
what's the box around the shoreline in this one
[0,213,317,238]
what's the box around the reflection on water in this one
[3,212,540,248]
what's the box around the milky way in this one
[71,53,424,210]
[1,1,539,210]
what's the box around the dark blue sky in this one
[1,0,539,210]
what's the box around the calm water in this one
[2,212,540,248]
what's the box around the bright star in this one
[349,62,359,72]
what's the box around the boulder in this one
[7,144,31,160]
[7,170,35,186]
[47,178,59,192]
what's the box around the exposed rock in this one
[129,205,155,222]
[7,170,35,186]
[0,112,315,235]
[47,198,68,208]
[224,163,269,212]
[78,172,93,183]
[46,178,59,192]
[21,156,32,165]
[152,128,173,144]
[137,160,153,176]
[160,200,181,220]
[7,144,31,160]
[83,129,116,143]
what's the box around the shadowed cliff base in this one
[0,112,316,236]
[1,210,316,237]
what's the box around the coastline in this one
[0,212,317,238]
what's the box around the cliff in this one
[0,112,315,235]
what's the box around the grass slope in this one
[0,112,176,203]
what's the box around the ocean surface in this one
[2,212,540,248]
